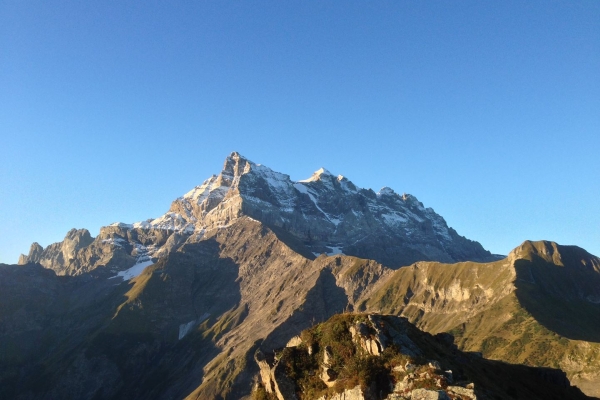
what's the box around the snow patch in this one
[326,246,344,256]
[382,213,408,226]
[112,259,154,280]
[329,217,341,226]
[338,177,357,192]
[253,164,293,191]
[102,237,127,247]
[425,210,452,241]
[182,175,228,206]
[109,222,133,229]
[293,182,309,194]
[299,167,333,183]
[178,313,210,340]
[586,295,600,304]
[403,209,425,223]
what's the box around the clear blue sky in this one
[1,1,599,263]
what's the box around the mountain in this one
[5,153,600,399]
[18,152,496,276]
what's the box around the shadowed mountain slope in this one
[4,233,600,398]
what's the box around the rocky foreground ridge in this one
[255,313,589,400]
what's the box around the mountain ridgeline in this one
[19,152,496,274]
[5,152,600,399]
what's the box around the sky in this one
[1,1,599,263]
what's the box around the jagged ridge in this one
[19,152,496,275]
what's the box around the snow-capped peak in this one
[182,175,219,200]
[299,167,334,183]
[87,151,494,273]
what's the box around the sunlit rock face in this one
[174,152,497,268]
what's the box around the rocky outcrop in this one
[19,229,93,268]
[348,315,421,359]
[18,242,43,264]
[409,389,450,400]
[255,350,298,400]
[256,313,588,400]
[317,386,365,400]
[446,386,476,399]
[17,227,138,276]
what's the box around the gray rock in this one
[410,388,450,400]
[447,386,477,399]
[318,386,365,400]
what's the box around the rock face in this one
[166,152,496,267]
[318,386,365,400]
[255,350,298,400]
[257,313,588,400]
[349,315,421,358]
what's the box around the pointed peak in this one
[64,228,92,241]
[299,167,334,183]
[224,151,253,165]
[377,187,396,196]
[222,152,256,177]
[227,151,244,160]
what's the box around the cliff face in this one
[167,152,496,267]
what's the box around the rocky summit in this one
[5,153,600,400]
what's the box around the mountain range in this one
[3,152,599,399]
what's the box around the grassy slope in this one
[353,241,600,397]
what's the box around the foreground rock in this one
[254,314,589,400]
